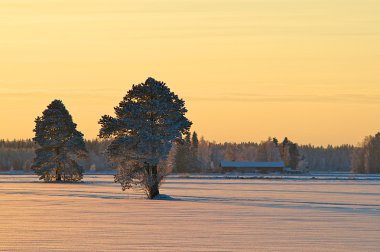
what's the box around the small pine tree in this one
[99,77,192,199]
[273,137,279,146]
[192,132,199,149]
[191,131,200,172]
[279,137,300,169]
[32,100,87,182]
[173,132,192,173]
[288,142,300,169]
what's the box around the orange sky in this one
[1,0,380,146]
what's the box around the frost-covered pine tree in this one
[99,77,192,199]
[32,100,87,182]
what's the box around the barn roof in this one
[220,161,285,168]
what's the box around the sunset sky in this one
[1,0,379,146]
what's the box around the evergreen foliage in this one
[279,138,300,169]
[173,132,192,173]
[256,138,282,162]
[173,131,200,173]
[191,132,200,172]
[99,77,192,198]
[0,138,355,173]
[351,133,380,173]
[31,100,87,182]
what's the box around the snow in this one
[172,172,380,181]
[220,161,285,168]
[0,174,379,251]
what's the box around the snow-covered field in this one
[1,174,379,251]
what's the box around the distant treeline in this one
[171,134,353,173]
[0,139,110,172]
[0,137,354,173]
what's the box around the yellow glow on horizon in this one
[1,0,380,146]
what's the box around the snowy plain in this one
[0,174,379,251]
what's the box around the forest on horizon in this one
[0,136,353,173]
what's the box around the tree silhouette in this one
[99,78,192,199]
[32,100,87,182]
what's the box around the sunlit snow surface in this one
[0,174,380,251]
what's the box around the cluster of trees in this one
[0,139,35,172]
[1,77,379,198]
[300,144,353,172]
[158,137,352,173]
[0,78,193,199]
[0,134,369,175]
[0,139,110,172]
[351,133,380,173]
[19,78,190,198]
[172,137,280,173]
[172,132,200,173]
[256,137,300,168]
[0,137,356,174]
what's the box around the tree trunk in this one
[55,148,62,181]
[147,165,159,199]
[147,180,160,199]
[56,169,62,181]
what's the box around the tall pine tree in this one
[32,100,87,182]
[99,77,192,199]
